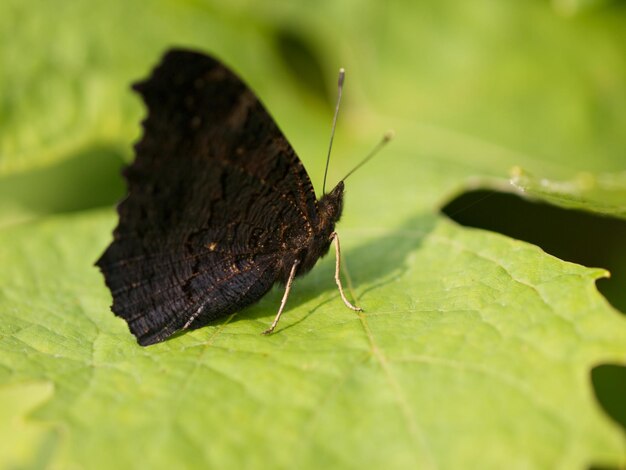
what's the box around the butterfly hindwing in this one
[97,49,320,345]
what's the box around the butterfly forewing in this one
[97,49,321,345]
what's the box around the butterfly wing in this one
[96,49,319,346]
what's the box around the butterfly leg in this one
[330,232,363,312]
[262,259,300,335]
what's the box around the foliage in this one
[1,0,625,468]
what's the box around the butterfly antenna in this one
[322,68,345,195]
[341,130,394,182]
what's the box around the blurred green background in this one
[3,0,626,186]
[2,0,626,468]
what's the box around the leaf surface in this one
[2,0,626,468]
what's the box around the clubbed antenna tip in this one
[338,68,345,87]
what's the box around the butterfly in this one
[96,48,389,346]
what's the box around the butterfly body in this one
[96,48,349,346]
[285,182,344,279]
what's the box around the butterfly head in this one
[318,181,344,226]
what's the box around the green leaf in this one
[2,0,626,468]
[0,382,57,468]
[510,167,626,218]
[1,211,625,469]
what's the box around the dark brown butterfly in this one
[96,48,389,346]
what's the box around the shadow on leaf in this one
[230,212,438,329]
[441,190,626,315]
[0,146,126,226]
